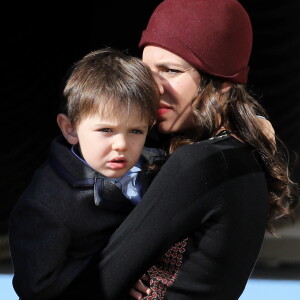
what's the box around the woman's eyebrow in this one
[157,62,185,68]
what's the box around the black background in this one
[1,0,300,234]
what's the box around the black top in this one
[98,134,269,300]
[9,135,158,300]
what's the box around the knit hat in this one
[139,0,252,84]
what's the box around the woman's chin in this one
[157,123,176,135]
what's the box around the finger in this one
[129,288,143,300]
[135,279,152,295]
[140,273,150,282]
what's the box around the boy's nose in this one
[112,134,128,151]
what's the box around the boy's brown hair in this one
[63,48,159,127]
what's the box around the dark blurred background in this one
[1,0,300,265]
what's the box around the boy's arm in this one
[9,198,86,300]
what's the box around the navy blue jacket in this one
[9,135,159,300]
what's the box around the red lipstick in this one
[158,103,172,116]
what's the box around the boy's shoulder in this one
[142,146,165,156]
[142,146,166,163]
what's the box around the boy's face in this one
[75,108,149,178]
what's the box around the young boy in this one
[9,48,161,300]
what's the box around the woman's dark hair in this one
[169,73,299,235]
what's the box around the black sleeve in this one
[98,144,226,299]
[9,195,89,300]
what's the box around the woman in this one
[97,1,298,299]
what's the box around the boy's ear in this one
[56,113,79,145]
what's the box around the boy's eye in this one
[130,129,144,134]
[99,128,112,133]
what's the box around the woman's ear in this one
[57,113,79,145]
[220,81,234,93]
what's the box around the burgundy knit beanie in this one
[139,0,253,84]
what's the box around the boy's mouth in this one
[108,157,128,169]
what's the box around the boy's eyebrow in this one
[94,122,149,128]
[94,122,116,126]
[128,124,149,129]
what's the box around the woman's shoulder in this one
[164,136,228,175]
[174,135,243,159]
[167,135,254,175]
[170,134,263,180]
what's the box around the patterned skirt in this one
[143,238,188,300]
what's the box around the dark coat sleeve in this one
[9,193,86,300]
[97,140,268,299]
[8,172,96,300]
[97,143,229,299]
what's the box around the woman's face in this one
[142,45,201,134]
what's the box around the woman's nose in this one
[151,70,165,95]
[112,134,128,151]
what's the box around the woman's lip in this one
[158,108,171,116]
[158,104,172,116]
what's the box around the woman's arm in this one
[98,143,226,299]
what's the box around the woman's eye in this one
[161,68,182,75]
[159,68,183,78]
[164,68,181,74]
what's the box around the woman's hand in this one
[258,117,276,146]
[129,273,152,299]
